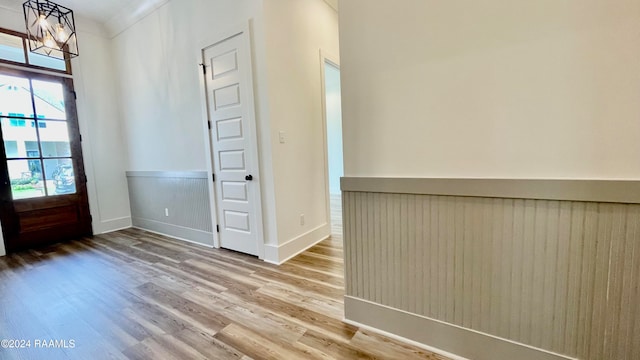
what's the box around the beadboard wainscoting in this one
[126,171,214,246]
[342,178,640,360]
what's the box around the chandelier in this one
[23,0,79,59]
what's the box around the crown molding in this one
[104,0,169,38]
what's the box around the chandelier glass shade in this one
[23,0,79,60]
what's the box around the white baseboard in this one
[132,217,214,247]
[94,216,132,234]
[263,222,331,265]
[131,226,214,249]
[344,296,577,360]
[342,318,468,360]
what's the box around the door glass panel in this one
[1,73,76,200]
[7,159,44,200]
[44,158,75,195]
[0,74,33,117]
[38,121,71,157]
[31,79,66,119]
[1,118,40,157]
[0,32,26,64]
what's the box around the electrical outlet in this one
[165,208,169,217]
[279,131,286,144]
[300,214,305,226]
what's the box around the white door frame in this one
[319,50,341,230]
[196,21,265,259]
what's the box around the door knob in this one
[245,175,253,181]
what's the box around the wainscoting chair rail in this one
[341,177,640,204]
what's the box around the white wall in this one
[112,3,205,172]
[340,0,640,179]
[264,0,340,250]
[0,2,132,238]
[72,31,132,233]
[325,62,343,195]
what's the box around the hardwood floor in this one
[0,196,449,360]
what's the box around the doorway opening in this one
[322,58,343,235]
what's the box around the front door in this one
[203,31,263,256]
[0,68,91,252]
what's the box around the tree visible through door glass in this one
[6,159,43,200]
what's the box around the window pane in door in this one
[0,74,33,117]
[0,32,26,64]
[44,158,75,195]
[39,121,71,157]
[1,118,40,158]
[7,159,44,200]
[31,79,66,119]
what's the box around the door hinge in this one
[79,134,82,142]
[89,214,93,222]
[207,121,211,130]
[216,225,220,233]
[212,173,215,182]
[200,63,206,75]
[72,90,77,100]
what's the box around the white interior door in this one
[203,32,262,256]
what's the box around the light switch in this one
[279,131,286,144]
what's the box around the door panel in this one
[219,150,246,170]
[216,117,243,140]
[221,181,248,201]
[204,32,262,256]
[211,50,238,78]
[0,67,92,252]
[213,84,241,109]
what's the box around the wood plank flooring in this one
[0,196,449,360]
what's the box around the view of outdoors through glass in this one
[0,31,66,71]
[0,32,26,64]
[0,73,76,200]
